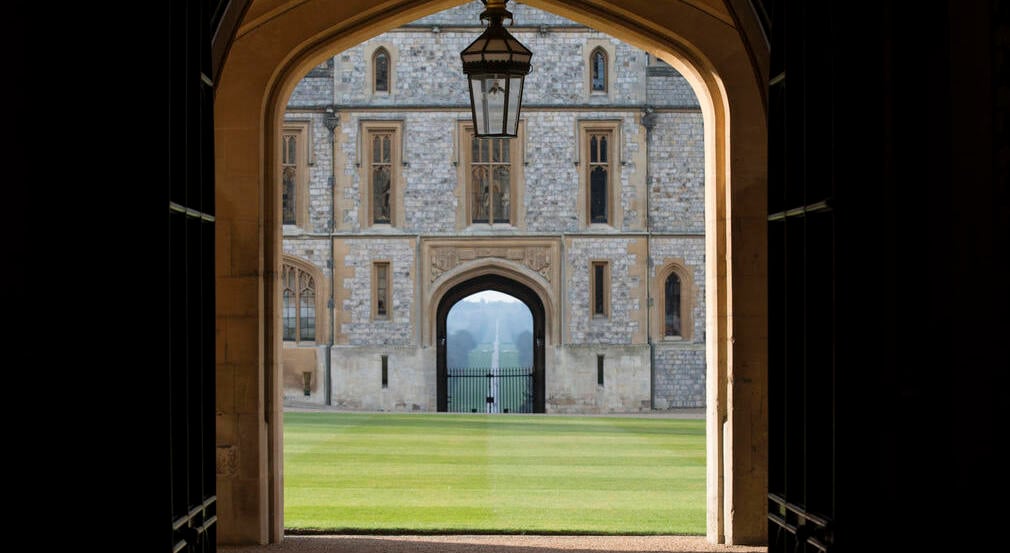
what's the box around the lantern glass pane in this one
[507,76,523,135]
[470,77,487,135]
[484,76,506,135]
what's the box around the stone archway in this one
[435,274,547,413]
[215,0,768,545]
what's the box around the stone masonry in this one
[282,1,706,412]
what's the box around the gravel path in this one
[222,535,765,553]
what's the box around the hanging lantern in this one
[460,0,532,138]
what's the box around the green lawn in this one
[284,412,705,534]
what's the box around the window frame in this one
[584,40,615,99]
[359,120,404,228]
[281,121,310,228]
[281,256,324,345]
[372,46,391,94]
[653,261,694,342]
[577,120,623,229]
[372,261,392,321]
[590,47,608,93]
[663,271,683,338]
[590,260,610,319]
[365,43,397,98]
[456,121,525,229]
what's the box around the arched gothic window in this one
[373,47,390,93]
[281,133,297,224]
[282,263,317,342]
[664,272,682,337]
[590,47,607,92]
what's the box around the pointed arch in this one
[655,262,696,342]
[590,46,608,92]
[281,254,326,344]
[216,0,769,544]
[372,46,391,93]
[435,273,546,413]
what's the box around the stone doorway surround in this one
[423,238,560,348]
[214,0,768,545]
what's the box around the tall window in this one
[370,132,392,224]
[591,261,609,318]
[664,272,682,337]
[373,47,390,93]
[360,121,402,228]
[470,135,511,224]
[374,262,390,320]
[283,263,316,342]
[589,132,610,224]
[299,272,316,341]
[282,133,297,224]
[590,47,607,92]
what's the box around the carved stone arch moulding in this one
[422,238,561,347]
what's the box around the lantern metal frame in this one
[460,0,533,138]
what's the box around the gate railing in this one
[446,366,534,414]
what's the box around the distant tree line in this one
[446,298,533,368]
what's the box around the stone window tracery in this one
[591,47,608,92]
[469,135,512,224]
[373,47,390,93]
[664,272,682,337]
[282,264,316,342]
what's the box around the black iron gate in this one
[446,367,534,413]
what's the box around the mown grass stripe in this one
[284,412,704,534]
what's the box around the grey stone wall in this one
[566,237,643,345]
[402,114,463,233]
[652,345,705,408]
[549,344,652,413]
[650,236,706,408]
[341,239,415,345]
[414,2,574,27]
[646,63,699,108]
[331,345,436,411]
[338,31,651,107]
[282,1,708,412]
[283,237,330,270]
[334,8,663,108]
[282,111,334,233]
[335,113,413,232]
[289,60,334,106]
[650,236,705,341]
[334,109,650,234]
[648,112,705,233]
[514,110,577,232]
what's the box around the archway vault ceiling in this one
[226,0,768,118]
[240,0,736,38]
[213,0,769,546]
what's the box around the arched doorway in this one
[214,0,769,545]
[436,275,546,413]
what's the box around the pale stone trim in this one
[358,120,404,228]
[653,260,696,342]
[422,237,561,348]
[576,119,624,229]
[281,253,328,345]
[363,41,398,99]
[590,259,611,319]
[371,260,393,321]
[584,38,616,101]
[454,119,527,230]
[223,0,768,545]
[282,121,311,229]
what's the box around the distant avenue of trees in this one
[447,328,476,369]
[447,296,533,368]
